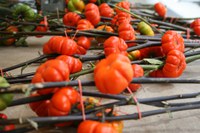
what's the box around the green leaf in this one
[15,37,28,47]
[21,25,35,32]
[143,58,163,65]
[0,76,10,88]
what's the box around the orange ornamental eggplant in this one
[162,50,186,78]
[118,23,136,47]
[29,92,50,116]
[0,113,15,131]
[108,120,123,133]
[115,1,130,14]
[96,25,114,33]
[99,3,114,18]
[63,12,81,26]
[35,21,49,38]
[128,64,144,92]
[104,36,128,56]
[77,19,94,30]
[35,21,49,32]
[89,0,97,3]
[56,55,82,73]
[32,60,70,95]
[154,2,167,17]
[96,25,114,43]
[77,120,118,133]
[2,26,18,46]
[76,36,91,55]
[111,12,131,26]
[161,30,184,55]
[85,3,100,26]
[190,18,200,36]
[149,50,186,78]
[94,53,133,94]
[48,87,80,116]
[149,69,165,77]
[139,46,164,59]
[43,36,78,56]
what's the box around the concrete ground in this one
[1,37,200,133]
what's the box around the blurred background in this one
[3,0,199,18]
[132,0,200,18]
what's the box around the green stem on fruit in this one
[0,31,108,37]
[2,54,57,72]
[140,64,162,70]
[2,103,200,125]
[186,54,200,64]
[148,18,192,32]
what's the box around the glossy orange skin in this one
[89,0,97,3]
[140,46,164,58]
[77,120,99,133]
[128,64,144,92]
[94,53,133,94]
[76,36,91,55]
[43,36,77,55]
[96,25,114,43]
[85,3,100,26]
[48,87,80,116]
[35,21,49,38]
[63,12,81,26]
[154,2,167,17]
[0,113,15,131]
[149,69,165,77]
[29,93,50,116]
[118,23,136,47]
[56,55,82,73]
[191,18,200,36]
[77,120,118,133]
[77,19,94,30]
[111,12,131,26]
[115,1,130,14]
[108,121,123,133]
[96,25,114,33]
[3,26,18,46]
[65,0,69,4]
[32,60,70,95]
[99,3,114,18]
[3,124,15,131]
[36,21,49,32]
[94,123,118,133]
[162,50,186,78]
[161,30,184,55]
[104,36,128,56]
